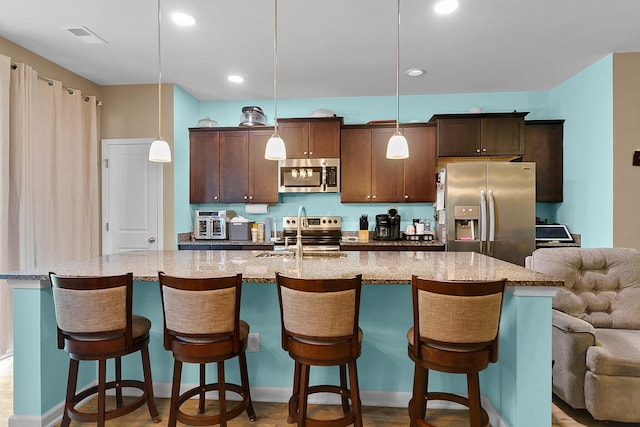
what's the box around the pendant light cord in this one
[157,0,162,140]
[273,0,279,136]
[395,0,401,134]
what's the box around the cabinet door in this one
[340,128,372,203]
[190,130,220,203]
[403,126,436,202]
[219,131,249,202]
[436,118,481,156]
[309,119,341,158]
[278,121,309,158]
[371,128,404,203]
[524,121,563,202]
[481,117,524,155]
[248,130,279,203]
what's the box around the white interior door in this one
[102,139,163,254]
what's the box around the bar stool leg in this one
[348,360,363,427]
[297,364,310,427]
[97,359,107,427]
[467,372,482,427]
[199,363,206,414]
[140,345,161,422]
[410,364,427,427]
[339,364,351,413]
[238,350,257,421]
[288,361,301,423]
[168,359,182,427]
[218,361,227,427]
[61,359,78,427]
[115,357,123,407]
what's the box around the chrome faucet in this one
[296,205,307,257]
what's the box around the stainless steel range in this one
[280,216,342,251]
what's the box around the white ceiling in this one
[2,0,640,102]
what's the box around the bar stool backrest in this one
[49,272,133,350]
[158,272,243,353]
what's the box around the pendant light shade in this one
[265,0,286,160]
[387,0,409,160]
[265,134,286,160]
[149,0,171,163]
[386,131,409,159]
[149,138,172,162]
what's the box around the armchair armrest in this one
[552,309,596,336]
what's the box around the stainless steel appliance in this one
[436,162,536,265]
[278,158,340,193]
[280,216,342,251]
[194,210,230,240]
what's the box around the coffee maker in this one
[375,207,401,240]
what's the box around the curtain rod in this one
[10,62,101,104]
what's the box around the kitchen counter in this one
[2,249,558,286]
[5,250,560,427]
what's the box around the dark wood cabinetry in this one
[523,120,564,202]
[341,123,436,203]
[278,117,342,158]
[189,127,277,204]
[219,129,278,203]
[190,129,220,203]
[431,112,527,157]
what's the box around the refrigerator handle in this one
[480,190,487,254]
[488,189,496,256]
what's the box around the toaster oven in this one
[194,210,228,239]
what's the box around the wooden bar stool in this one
[158,272,257,427]
[407,276,507,427]
[49,272,161,427]
[275,273,363,427]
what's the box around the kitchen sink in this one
[255,250,346,259]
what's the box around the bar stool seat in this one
[158,272,257,427]
[276,273,363,427]
[407,276,506,427]
[49,272,161,427]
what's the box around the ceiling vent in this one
[66,26,108,44]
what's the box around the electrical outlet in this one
[247,333,260,352]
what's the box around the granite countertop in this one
[1,250,561,286]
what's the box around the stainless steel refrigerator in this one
[436,162,536,266]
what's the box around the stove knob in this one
[322,219,326,224]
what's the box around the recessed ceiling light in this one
[434,0,459,15]
[228,75,244,83]
[406,68,425,77]
[171,12,195,26]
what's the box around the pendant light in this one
[149,0,172,163]
[386,0,409,160]
[264,0,286,160]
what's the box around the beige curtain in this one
[0,54,99,357]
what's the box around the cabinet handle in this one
[249,196,254,200]
[366,195,371,199]
[476,149,481,153]
[304,151,308,155]
[309,151,313,155]
[243,195,248,200]
[214,196,218,200]
[404,194,409,199]
[372,195,376,199]
[482,148,487,152]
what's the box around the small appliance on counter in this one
[375,207,401,240]
[358,214,369,242]
[194,210,235,239]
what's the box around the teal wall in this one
[549,55,614,247]
[173,58,614,247]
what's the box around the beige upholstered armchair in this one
[526,247,640,423]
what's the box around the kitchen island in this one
[3,250,560,427]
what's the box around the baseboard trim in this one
[9,382,505,427]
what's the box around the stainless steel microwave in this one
[278,158,340,193]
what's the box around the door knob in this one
[148,237,156,243]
